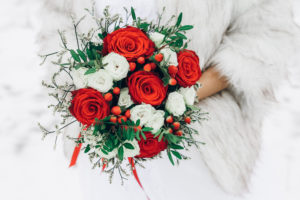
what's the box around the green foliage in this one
[131,7,136,21]
[118,146,124,161]
[70,50,81,62]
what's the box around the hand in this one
[197,66,228,101]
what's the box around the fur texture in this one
[37,0,300,195]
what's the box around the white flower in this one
[146,110,165,133]
[130,104,155,126]
[165,92,186,116]
[123,139,140,158]
[103,52,130,81]
[160,47,178,66]
[70,68,88,89]
[86,69,113,93]
[179,87,197,106]
[149,32,165,48]
[118,88,134,108]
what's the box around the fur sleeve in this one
[210,0,299,112]
[195,0,300,194]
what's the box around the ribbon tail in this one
[69,133,82,167]
[128,157,150,200]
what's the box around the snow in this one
[0,0,299,200]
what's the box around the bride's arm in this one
[197,66,228,100]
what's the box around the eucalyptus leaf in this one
[118,146,124,161]
[124,143,134,150]
[176,13,183,27]
[179,25,194,31]
[84,144,90,153]
[167,150,175,165]
[70,50,81,62]
[131,7,136,21]
[84,68,97,75]
[77,49,87,62]
[171,150,182,159]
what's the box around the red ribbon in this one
[69,133,82,167]
[128,157,150,200]
[69,134,150,199]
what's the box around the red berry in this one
[173,122,180,130]
[184,116,191,124]
[155,53,163,62]
[104,93,113,101]
[125,109,131,118]
[111,106,121,115]
[166,116,173,124]
[169,78,177,86]
[143,64,152,72]
[150,63,157,70]
[118,116,127,124]
[113,87,120,95]
[129,62,136,71]
[168,65,178,77]
[168,128,173,134]
[110,116,117,123]
[134,125,142,132]
[137,57,145,64]
[175,130,183,136]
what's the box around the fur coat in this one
[37,0,300,195]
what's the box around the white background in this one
[0,1,299,200]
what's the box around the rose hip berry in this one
[113,87,120,95]
[104,93,113,101]
[137,57,145,64]
[111,106,121,115]
[155,53,163,62]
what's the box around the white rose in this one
[146,110,165,133]
[160,47,178,66]
[165,92,186,116]
[118,87,134,108]
[123,139,140,158]
[149,32,165,48]
[86,69,113,93]
[70,68,88,89]
[179,87,197,106]
[103,52,130,81]
[130,104,155,126]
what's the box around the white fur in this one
[37,0,300,195]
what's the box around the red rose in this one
[176,50,202,87]
[135,132,167,158]
[103,27,155,62]
[69,88,110,126]
[128,71,167,106]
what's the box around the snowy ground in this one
[0,1,299,200]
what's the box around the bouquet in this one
[39,6,206,186]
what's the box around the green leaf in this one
[70,50,81,62]
[84,68,97,75]
[167,150,175,165]
[86,49,94,60]
[74,64,82,70]
[124,143,134,150]
[139,23,150,31]
[171,150,182,159]
[136,119,140,126]
[169,144,184,150]
[101,149,108,155]
[84,144,91,153]
[118,146,124,161]
[162,77,170,86]
[136,131,141,141]
[140,131,146,140]
[142,127,153,132]
[175,32,187,40]
[77,49,87,62]
[98,33,104,40]
[131,7,136,21]
[158,132,164,142]
[176,13,183,27]
[179,25,194,31]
